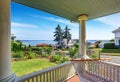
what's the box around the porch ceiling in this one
[12,0,120,22]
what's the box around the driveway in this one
[101,55,120,64]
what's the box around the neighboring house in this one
[112,27,120,47]
[67,39,74,48]
[72,39,78,44]
[87,42,95,48]
[99,41,114,48]
[11,34,16,41]
[58,39,74,48]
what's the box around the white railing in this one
[16,62,76,82]
[71,58,120,82]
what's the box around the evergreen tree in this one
[54,25,63,47]
[63,26,71,44]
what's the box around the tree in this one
[95,41,101,48]
[63,26,72,47]
[54,25,63,48]
[110,39,114,42]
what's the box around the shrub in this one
[90,52,98,59]
[104,43,115,49]
[11,41,24,52]
[102,49,120,53]
[28,52,35,59]
[55,52,62,55]
[31,47,42,51]
[60,57,69,63]
[87,50,95,56]
[42,54,49,58]
[13,51,24,60]
[69,48,78,58]
[43,47,53,55]
[31,47,43,55]
[61,48,67,51]
[49,55,61,62]
[74,43,79,48]
[95,41,101,48]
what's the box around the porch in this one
[15,58,120,82]
[1,0,120,82]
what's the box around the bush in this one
[94,41,101,48]
[13,51,24,60]
[11,41,24,52]
[49,55,61,62]
[69,48,78,58]
[74,43,79,48]
[42,54,49,58]
[90,52,98,59]
[60,57,69,63]
[43,47,53,55]
[102,49,120,53]
[31,47,43,55]
[104,43,115,49]
[28,52,35,59]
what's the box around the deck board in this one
[66,75,80,82]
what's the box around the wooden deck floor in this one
[66,75,80,82]
[66,72,114,82]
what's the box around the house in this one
[60,39,74,48]
[112,27,120,47]
[99,41,114,48]
[11,34,16,41]
[87,42,95,48]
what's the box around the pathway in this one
[101,55,120,64]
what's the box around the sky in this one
[11,2,120,40]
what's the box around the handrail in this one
[70,58,112,61]
[16,62,76,82]
[71,58,120,82]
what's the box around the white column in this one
[78,14,89,59]
[0,0,15,81]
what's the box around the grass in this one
[90,48,120,56]
[12,58,57,77]
[101,53,120,56]
[89,48,102,52]
[101,49,120,53]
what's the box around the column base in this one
[0,74,16,82]
[78,55,90,59]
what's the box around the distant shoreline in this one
[20,40,109,46]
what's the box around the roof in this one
[112,27,120,33]
[12,0,120,22]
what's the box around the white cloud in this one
[30,14,78,27]
[12,29,54,40]
[11,23,54,40]
[44,17,76,25]
[95,13,120,27]
[29,14,79,39]
[11,22,39,28]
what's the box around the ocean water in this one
[21,40,108,46]
[21,40,57,46]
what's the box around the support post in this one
[78,14,89,59]
[0,0,16,81]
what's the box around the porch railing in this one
[71,58,120,82]
[16,62,76,82]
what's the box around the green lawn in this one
[90,48,120,56]
[12,58,57,77]
[101,49,120,53]
[90,48,102,52]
